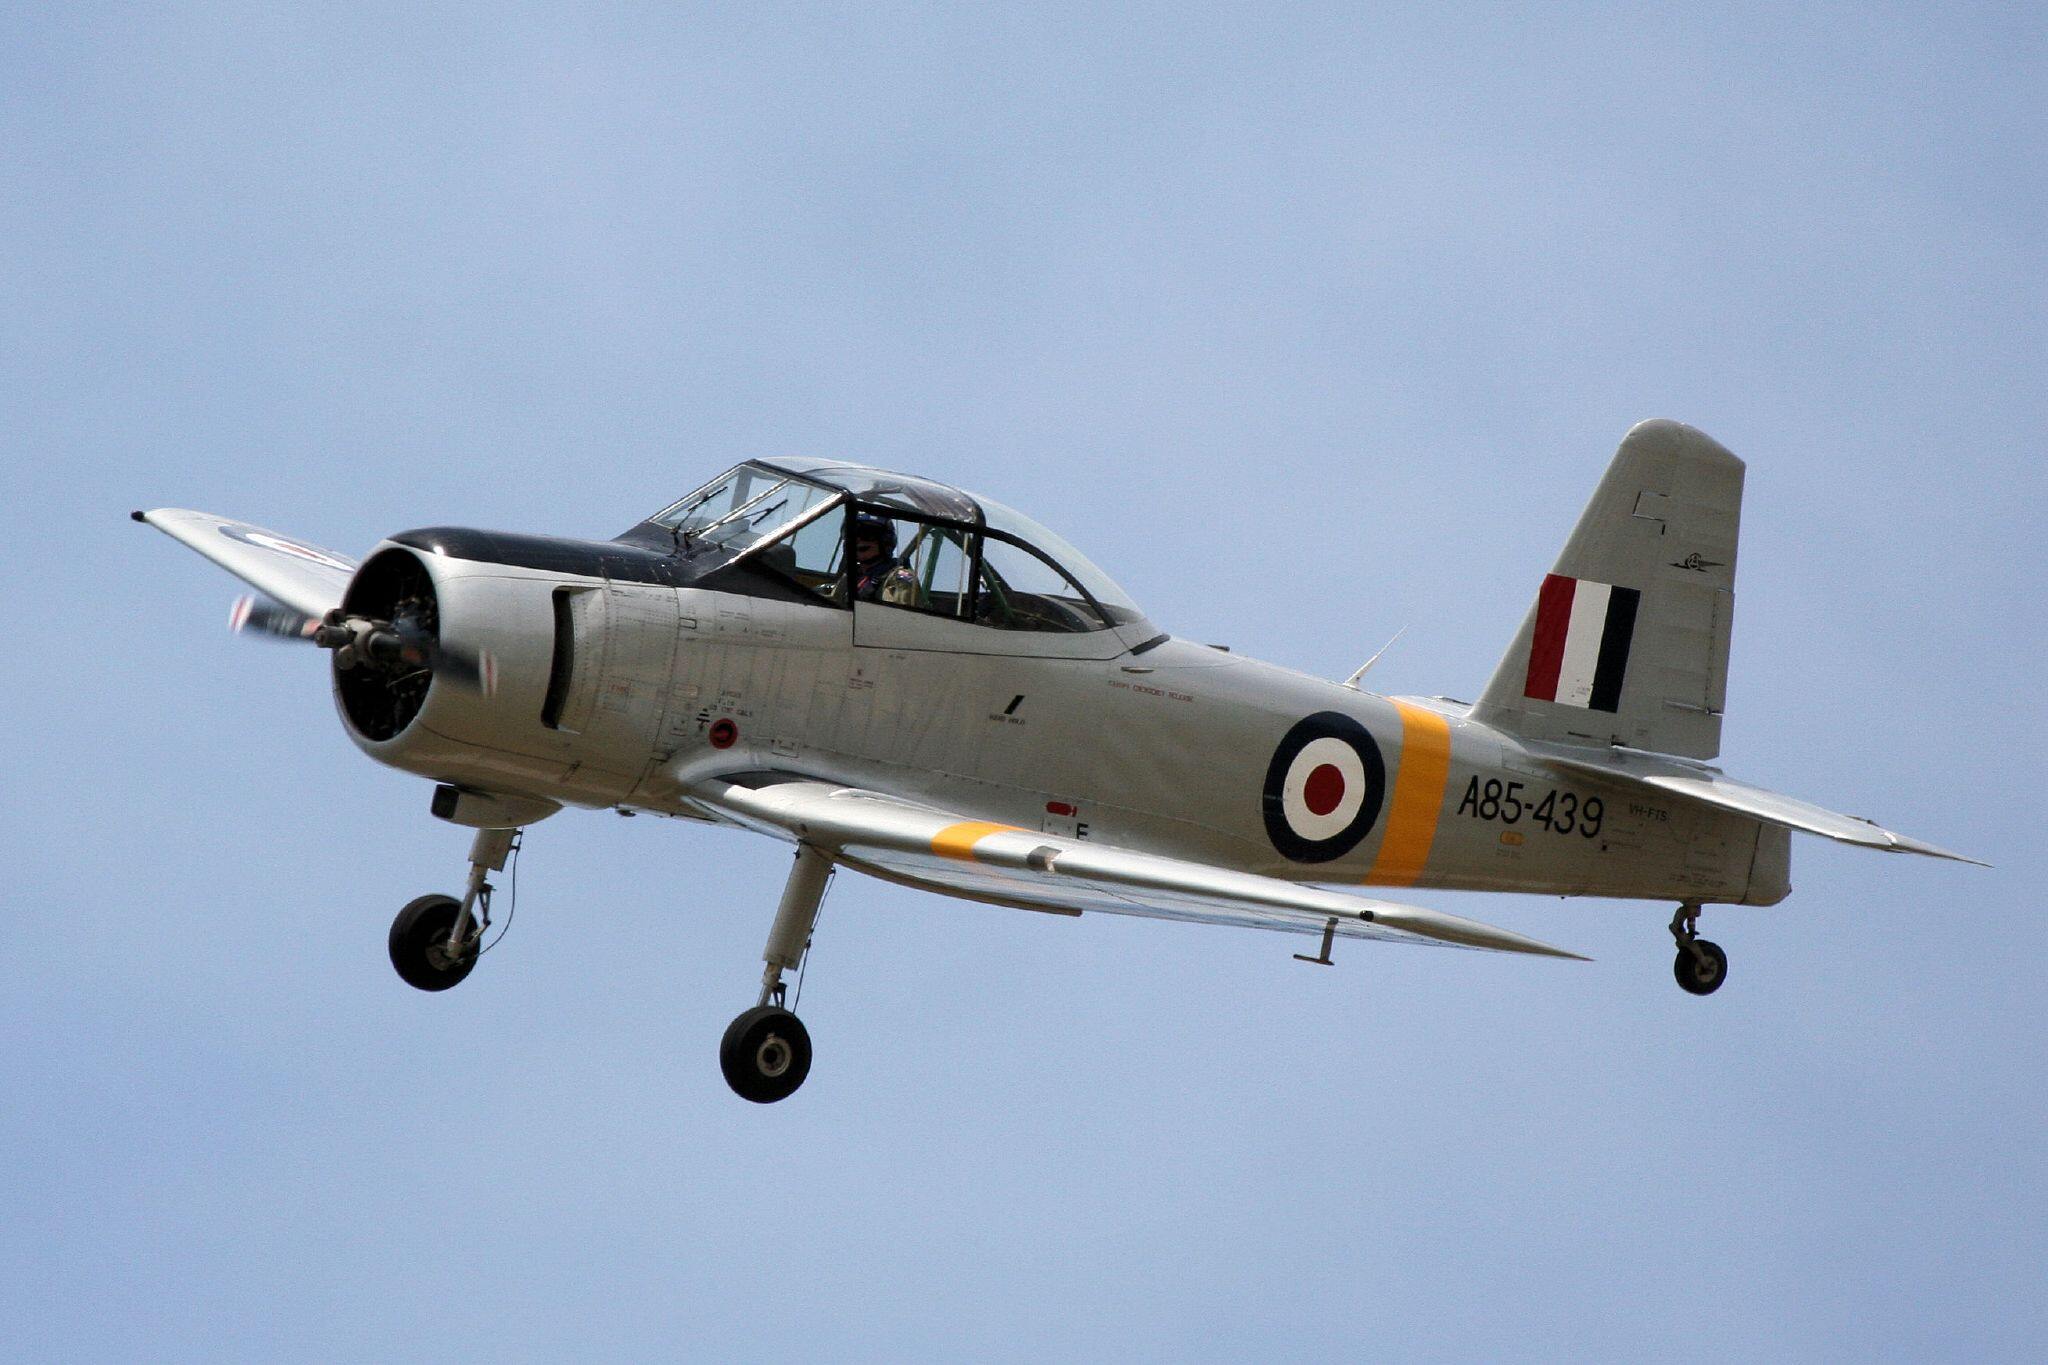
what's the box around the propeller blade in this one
[430,642,498,697]
[234,597,496,697]
[373,619,495,697]
[230,594,321,642]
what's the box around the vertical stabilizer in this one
[1470,420,1742,759]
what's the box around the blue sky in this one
[4,4,2042,1359]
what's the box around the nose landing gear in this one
[1670,902,1728,996]
[721,844,832,1103]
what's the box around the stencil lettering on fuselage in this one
[1261,712,1388,863]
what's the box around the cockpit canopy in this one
[639,458,1146,634]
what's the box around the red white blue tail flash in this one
[1523,574,1639,712]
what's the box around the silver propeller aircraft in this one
[137,420,1979,1102]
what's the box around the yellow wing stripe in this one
[1365,702,1453,887]
[932,821,1023,861]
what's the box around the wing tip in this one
[1889,838,1990,868]
[1862,821,1986,865]
[130,509,147,523]
[1369,905,1589,960]
[1516,942,1593,963]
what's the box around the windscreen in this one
[649,464,841,557]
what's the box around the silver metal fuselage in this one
[353,543,1789,910]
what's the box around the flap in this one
[689,777,1587,958]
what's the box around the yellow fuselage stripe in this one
[932,821,1021,861]
[1365,702,1454,887]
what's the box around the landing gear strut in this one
[388,827,519,992]
[1670,902,1728,996]
[721,844,831,1103]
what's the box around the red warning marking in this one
[708,718,739,749]
[1045,801,1077,817]
[1304,763,1346,817]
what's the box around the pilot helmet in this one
[851,513,897,555]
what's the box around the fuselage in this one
[340,528,1789,910]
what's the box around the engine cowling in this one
[333,539,675,812]
[333,544,559,793]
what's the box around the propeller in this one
[230,594,496,696]
[229,594,320,640]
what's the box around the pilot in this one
[850,514,920,606]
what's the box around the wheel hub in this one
[755,1035,792,1077]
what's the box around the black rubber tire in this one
[719,1006,812,1103]
[388,893,478,992]
[1674,939,1728,996]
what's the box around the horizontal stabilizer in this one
[1534,748,1986,866]
[133,509,356,619]
[692,776,1588,959]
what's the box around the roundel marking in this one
[217,523,355,573]
[1262,711,1387,863]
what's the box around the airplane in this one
[135,419,1981,1102]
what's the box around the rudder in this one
[1470,419,1742,759]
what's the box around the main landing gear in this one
[382,827,829,1101]
[721,845,832,1104]
[389,827,518,992]
[1670,902,1728,996]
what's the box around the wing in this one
[132,508,357,618]
[1535,748,1987,865]
[689,777,1586,959]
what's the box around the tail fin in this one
[1470,420,1742,760]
